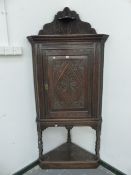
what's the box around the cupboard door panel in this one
[42,48,95,119]
[49,55,87,110]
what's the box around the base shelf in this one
[39,142,99,169]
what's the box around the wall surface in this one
[0,0,131,174]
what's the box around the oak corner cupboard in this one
[27,7,109,169]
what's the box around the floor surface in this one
[24,165,115,175]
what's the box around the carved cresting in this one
[39,7,96,35]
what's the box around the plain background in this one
[0,0,131,174]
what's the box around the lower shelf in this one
[39,142,99,169]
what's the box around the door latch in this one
[44,83,48,91]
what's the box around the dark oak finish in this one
[27,7,108,169]
[40,143,99,169]
[39,7,96,35]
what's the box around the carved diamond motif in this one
[52,58,85,110]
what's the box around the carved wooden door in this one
[42,47,94,119]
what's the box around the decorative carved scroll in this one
[39,7,96,35]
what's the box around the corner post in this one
[66,126,73,143]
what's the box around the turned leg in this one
[66,126,73,143]
[37,124,43,158]
[95,123,101,158]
